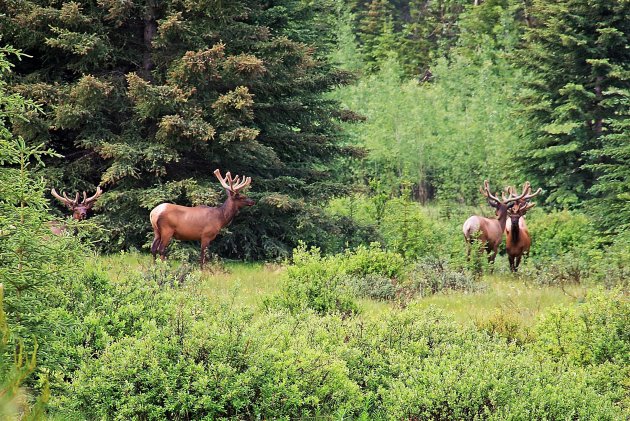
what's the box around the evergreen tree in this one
[517,0,630,208]
[0,0,357,259]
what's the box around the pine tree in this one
[0,0,357,258]
[517,0,630,208]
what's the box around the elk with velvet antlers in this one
[504,182,542,272]
[51,187,103,220]
[462,180,516,264]
[149,169,255,268]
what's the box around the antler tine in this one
[501,186,514,202]
[51,188,76,207]
[521,186,542,202]
[480,180,503,203]
[232,176,251,192]
[214,169,234,191]
[63,191,80,205]
[82,187,103,204]
[504,182,528,203]
[214,169,252,193]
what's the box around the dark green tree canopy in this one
[0,0,359,258]
[518,0,630,210]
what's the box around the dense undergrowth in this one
[46,259,628,420]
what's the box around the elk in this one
[504,182,542,272]
[150,169,255,268]
[50,187,103,234]
[462,180,516,264]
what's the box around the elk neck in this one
[510,218,520,243]
[496,206,510,232]
[218,196,240,226]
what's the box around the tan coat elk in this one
[462,180,516,264]
[149,169,255,268]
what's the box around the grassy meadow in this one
[99,251,587,327]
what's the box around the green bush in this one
[527,209,598,260]
[404,257,482,297]
[342,273,397,301]
[266,244,359,316]
[533,289,630,410]
[267,243,405,314]
[65,270,629,419]
[534,289,629,366]
[326,193,468,262]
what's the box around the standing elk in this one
[504,182,542,272]
[150,169,255,268]
[50,187,103,234]
[462,180,516,264]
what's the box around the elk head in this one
[213,169,255,208]
[503,182,542,224]
[479,180,516,217]
[51,187,103,220]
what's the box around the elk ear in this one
[507,201,516,209]
[487,199,499,209]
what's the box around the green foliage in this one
[332,51,523,205]
[534,289,629,367]
[527,209,598,260]
[405,257,482,298]
[0,0,357,259]
[267,242,407,315]
[0,49,91,388]
[327,193,468,262]
[533,289,630,409]
[266,244,360,316]
[351,0,469,75]
[64,266,629,420]
[517,0,630,209]
[0,285,49,421]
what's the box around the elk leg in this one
[151,236,161,261]
[199,235,216,269]
[509,255,516,272]
[514,255,521,272]
[158,232,173,261]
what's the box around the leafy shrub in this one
[404,257,482,297]
[475,309,532,345]
[342,273,397,301]
[589,230,630,289]
[533,289,630,410]
[534,289,630,366]
[326,194,468,262]
[343,243,405,279]
[527,209,598,260]
[266,244,359,316]
[66,274,629,420]
[267,243,405,314]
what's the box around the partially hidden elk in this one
[462,180,516,264]
[50,187,103,234]
[149,169,255,268]
[504,182,541,272]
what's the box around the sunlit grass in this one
[411,274,586,326]
[92,252,588,328]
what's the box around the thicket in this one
[59,263,629,419]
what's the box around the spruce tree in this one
[0,0,357,258]
[517,0,630,208]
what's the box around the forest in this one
[0,0,628,419]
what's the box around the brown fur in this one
[505,210,531,272]
[463,203,511,264]
[150,191,254,268]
